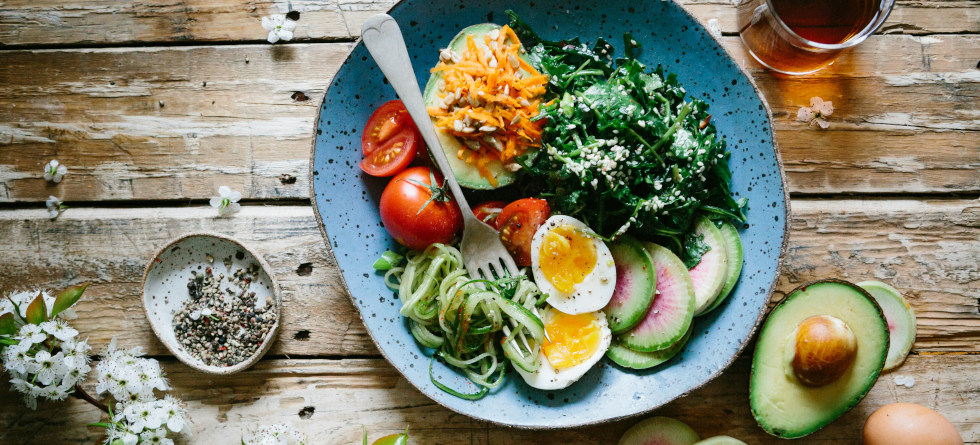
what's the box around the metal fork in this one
[361,14,519,281]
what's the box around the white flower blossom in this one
[34,350,68,385]
[43,159,68,183]
[45,196,67,219]
[96,339,170,403]
[261,14,297,44]
[40,320,78,342]
[2,290,63,320]
[796,96,834,129]
[16,323,47,345]
[210,186,242,217]
[160,395,188,433]
[141,427,175,445]
[243,423,309,445]
[104,398,188,445]
[1,321,88,409]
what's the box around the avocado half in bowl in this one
[750,279,889,438]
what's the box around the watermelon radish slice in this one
[700,221,743,315]
[621,243,695,352]
[858,281,917,371]
[618,416,700,445]
[689,216,729,316]
[607,326,692,370]
[693,436,748,445]
[604,236,658,334]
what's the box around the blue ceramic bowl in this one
[311,0,788,428]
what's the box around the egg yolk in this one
[542,311,602,369]
[539,225,597,293]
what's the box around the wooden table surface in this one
[1,0,977,443]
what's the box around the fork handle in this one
[361,14,475,219]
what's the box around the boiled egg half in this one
[531,215,616,314]
[515,307,612,390]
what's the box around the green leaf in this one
[371,434,408,445]
[25,292,47,324]
[0,338,19,346]
[681,232,711,269]
[0,313,17,336]
[51,283,89,318]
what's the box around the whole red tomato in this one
[380,166,463,250]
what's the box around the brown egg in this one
[864,403,963,445]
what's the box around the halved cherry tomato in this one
[472,200,508,228]
[359,130,418,177]
[380,166,463,250]
[362,100,417,156]
[496,198,550,266]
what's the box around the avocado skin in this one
[749,278,889,439]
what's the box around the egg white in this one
[530,215,617,315]
[515,308,612,390]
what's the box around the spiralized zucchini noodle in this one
[384,243,546,399]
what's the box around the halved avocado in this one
[750,279,889,439]
[421,24,535,189]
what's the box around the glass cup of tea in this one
[737,0,895,75]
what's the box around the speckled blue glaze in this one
[311,0,788,428]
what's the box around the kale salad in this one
[509,13,747,263]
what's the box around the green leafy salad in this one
[509,13,747,254]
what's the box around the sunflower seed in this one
[453,120,465,132]
[462,126,476,134]
[489,29,500,40]
[508,53,521,69]
[464,139,481,149]
[439,48,457,62]
[479,125,498,133]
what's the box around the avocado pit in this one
[791,315,857,387]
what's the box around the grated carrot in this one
[427,25,548,184]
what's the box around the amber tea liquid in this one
[738,0,890,74]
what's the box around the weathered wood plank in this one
[0,0,359,47]
[0,354,976,444]
[0,0,975,47]
[0,199,976,356]
[1,36,977,202]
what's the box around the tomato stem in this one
[406,171,453,216]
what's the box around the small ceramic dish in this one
[141,233,281,374]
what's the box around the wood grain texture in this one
[1,0,976,47]
[0,354,976,444]
[0,199,976,356]
[0,0,361,47]
[1,36,977,202]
